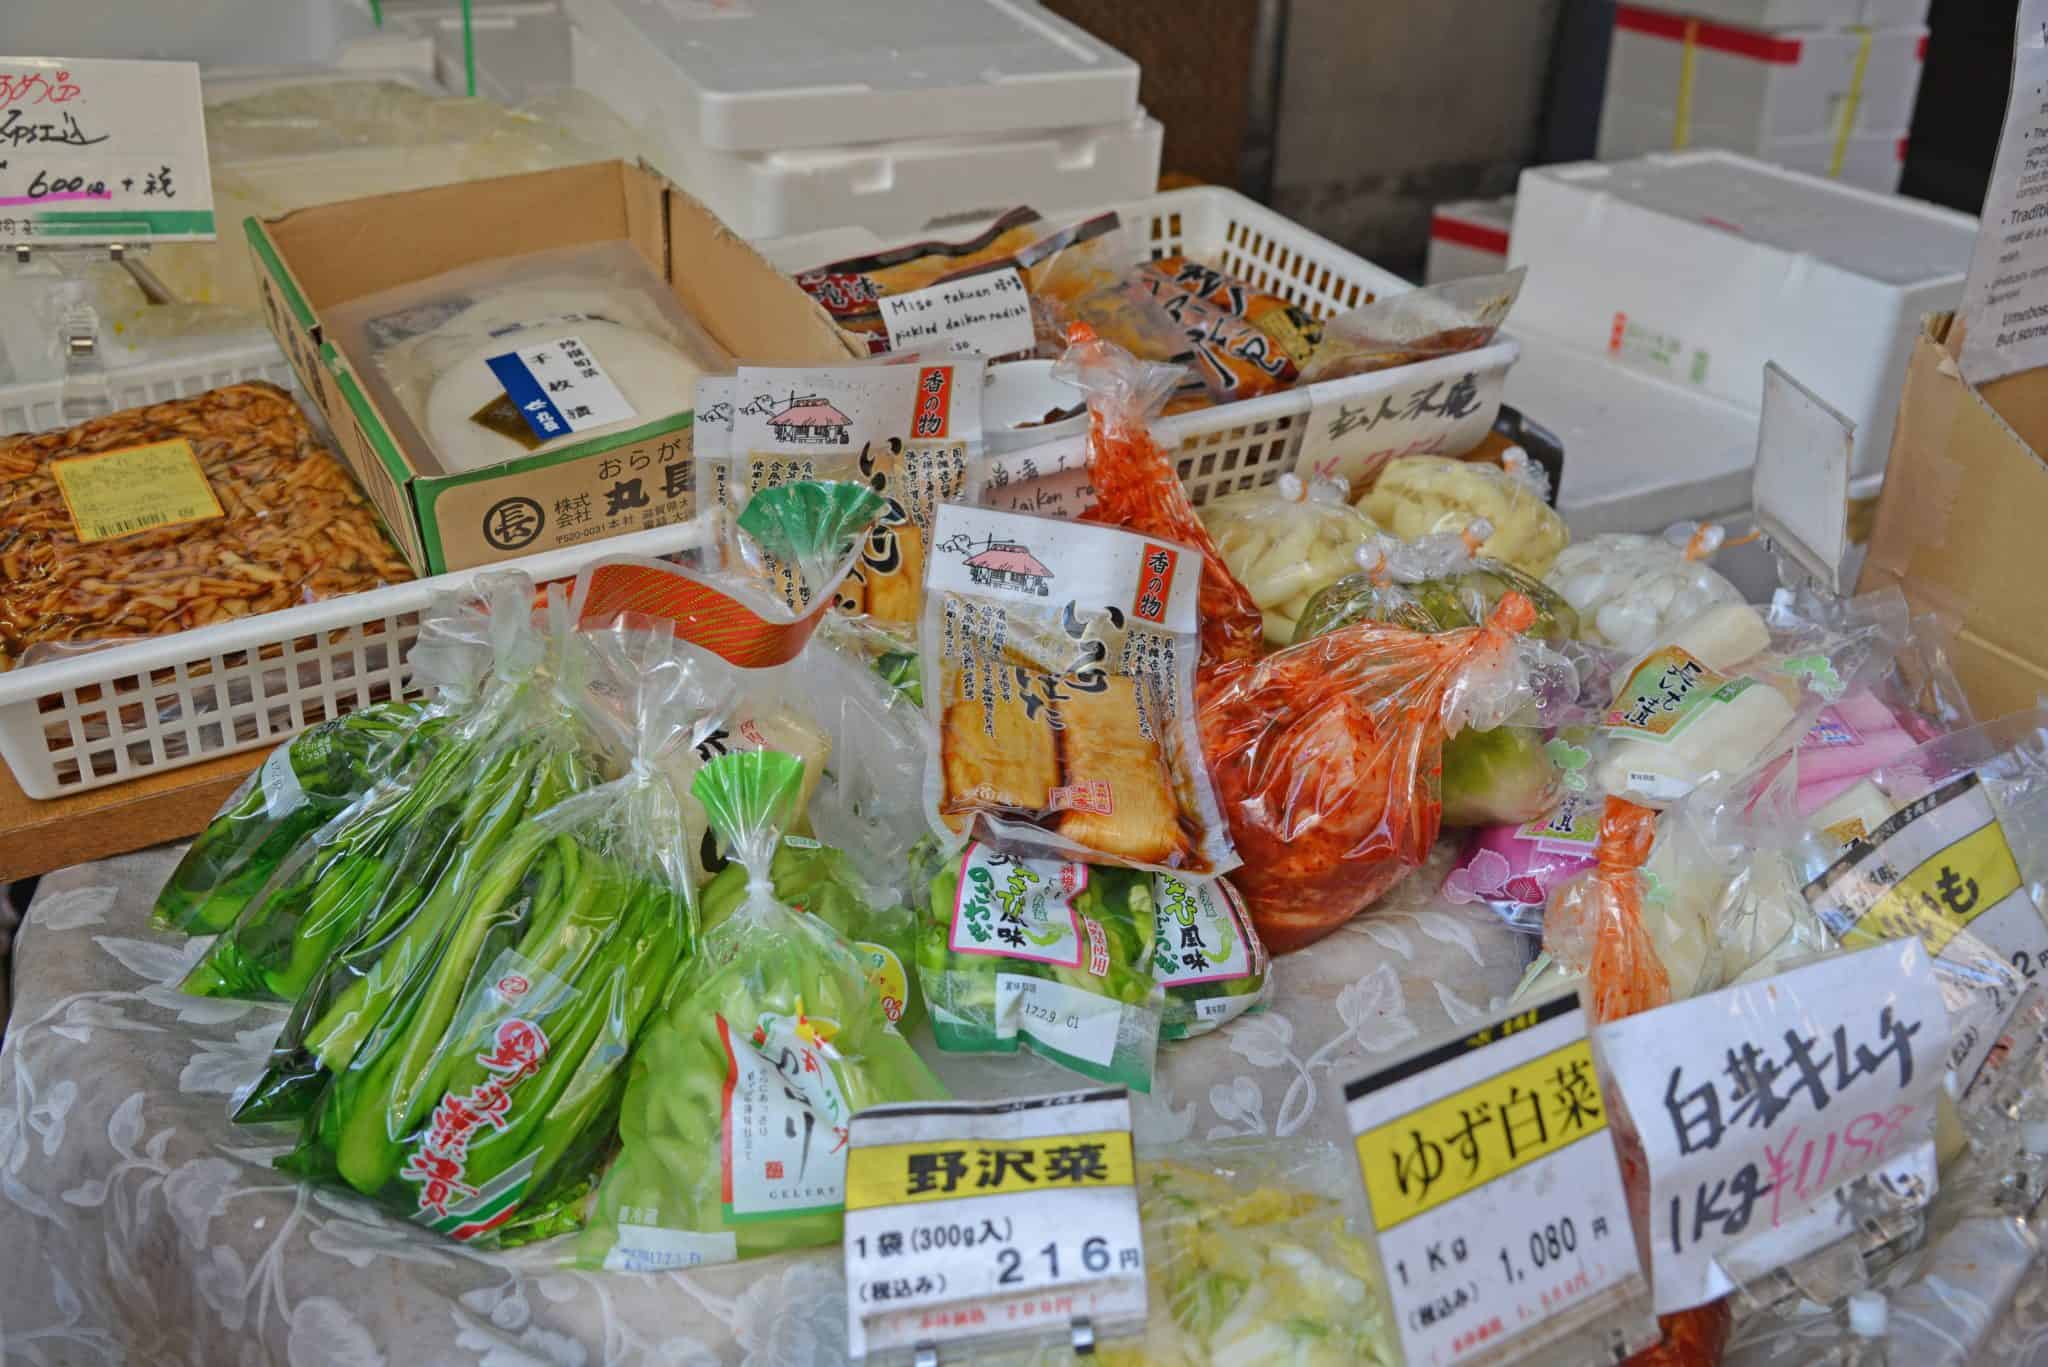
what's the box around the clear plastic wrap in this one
[1443,789,1604,931]
[1137,256,1326,368]
[1543,797,1672,1025]
[1197,473,1381,646]
[1358,453,1570,577]
[1152,872,1271,1040]
[1196,593,1564,953]
[325,242,730,477]
[581,750,946,1267]
[1299,268,1523,384]
[266,619,713,1246]
[1545,524,1745,654]
[917,840,1165,1089]
[1294,523,1580,645]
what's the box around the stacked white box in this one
[1598,5,1924,194]
[1509,151,1975,482]
[1425,197,1515,284]
[1614,0,1925,25]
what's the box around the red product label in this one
[1084,916,1111,978]
[914,365,952,441]
[1133,542,1178,624]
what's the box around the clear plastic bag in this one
[1299,267,1524,384]
[269,619,713,1246]
[1196,593,1564,953]
[1541,796,1672,1025]
[916,840,1165,1088]
[1443,789,1604,932]
[1056,322,1265,675]
[1358,453,1570,578]
[1545,524,1745,654]
[1151,872,1271,1041]
[1137,255,1326,369]
[1294,522,1580,645]
[581,750,946,1267]
[1198,473,1381,646]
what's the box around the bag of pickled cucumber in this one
[581,750,946,1270]
[917,840,1165,1090]
[152,589,497,935]
[269,621,716,1245]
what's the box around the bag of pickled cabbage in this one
[268,621,711,1246]
[917,839,1165,1089]
[1197,473,1381,647]
[582,750,946,1269]
[1152,872,1270,1041]
[1359,451,1569,577]
[153,590,497,935]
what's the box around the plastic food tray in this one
[0,519,710,800]
[759,185,1521,510]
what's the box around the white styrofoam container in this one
[0,518,712,800]
[569,23,1162,240]
[1509,150,1975,481]
[1600,10,1924,153]
[562,0,1140,152]
[1604,97,1911,191]
[764,186,1517,511]
[1613,0,1921,28]
[8,0,377,70]
[367,0,572,105]
[1425,196,1514,285]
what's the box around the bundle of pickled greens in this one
[581,750,946,1269]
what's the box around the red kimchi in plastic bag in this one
[1196,593,1540,953]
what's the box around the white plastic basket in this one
[0,520,711,800]
[0,331,296,439]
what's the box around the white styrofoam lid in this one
[1539,151,1975,286]
[583,0,1140,151]
[1752,361,1852,596]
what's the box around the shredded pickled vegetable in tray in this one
[0,383,413,671]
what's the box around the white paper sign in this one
[1960,1,2048,384]
[842,1090,1146,1361]
[1346,994,1647,1367]
[0,58,215,244]
[1299,354,1503,491]
[879,268,1035,358]
[485,335,637,442]
[1593,940,1950,1314]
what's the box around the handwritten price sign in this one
[0,57,215,245]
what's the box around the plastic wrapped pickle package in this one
[693,357,988,625]
[324,242,731,476]
[261,620,715,1246]
[1197,473,1381,647]
[1358,452,1569,577]
[582,751,946,1268]
[1442,787,1604,932]
[1298,267,1523,385]
[187,578,609,1012]
[1151,872,1271,1040]
[1545,523,1744,654]
[153,589,502,936]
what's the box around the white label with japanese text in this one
[1593,940,1949,1313]
[485,335,637,442]
[719,1013,853,1220]
[258,743,304,821]
[0,57,215,243]
[950,843,1087,967]
[1346,994,1646,1367]
[842,1089,1145,1361]
[879,269,1035,358]
[603,1225,738,1273]
[994,974,1121,1068]
[1301,359,1502,491]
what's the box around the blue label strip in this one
[485,351,569,442]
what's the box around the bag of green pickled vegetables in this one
[581,750,946,1270]
[152,591,498,935]
[1152,873,1270,1041]
[268,621,715,1244]
[917,840,1164,1090]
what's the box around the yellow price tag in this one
[51,438,223,544]
[1354,1037,1607,1231]
[844,1129,1134,1212]
[1844,819,2023,954]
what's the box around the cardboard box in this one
[0,746,262,883]
[1425,196,1514,285]
[248,158,862,574]
[1859,313,2048,717]
[1600,11,1925,155]
[1509,150,1975,481]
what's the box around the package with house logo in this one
[694,358,987,628]
[917,503,1235,878]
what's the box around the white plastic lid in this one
[1847,1291,1887,1338]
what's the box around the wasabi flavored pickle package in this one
[583,751,945,1270]
[269,622,713,1245]
[695,358,986,626]
[918,840,1165,1089]
[919,501,1236,877]
[1152,873,1270,1041]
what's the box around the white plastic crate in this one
[758,186,1519,512]
[0,330,294,437]
[0,520,710,799]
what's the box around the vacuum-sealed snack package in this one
[919,502,1236,876]
[1545,524,1745,654]
[918,840,1164,1089]
[1199,474,1380,646]
[696,358,987,625]
[326,242,730,476]
[582,751,946,1268]
[1128,270,1299,401]
[1152,872,1271,1040]
[1299,268,1522,384]
[1359,452,1569,577]
[1137,256,1326,367]
[268,622,711,1245]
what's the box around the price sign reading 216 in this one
[1346,993,1651,1366]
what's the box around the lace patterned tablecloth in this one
[0,842,1540,1366]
